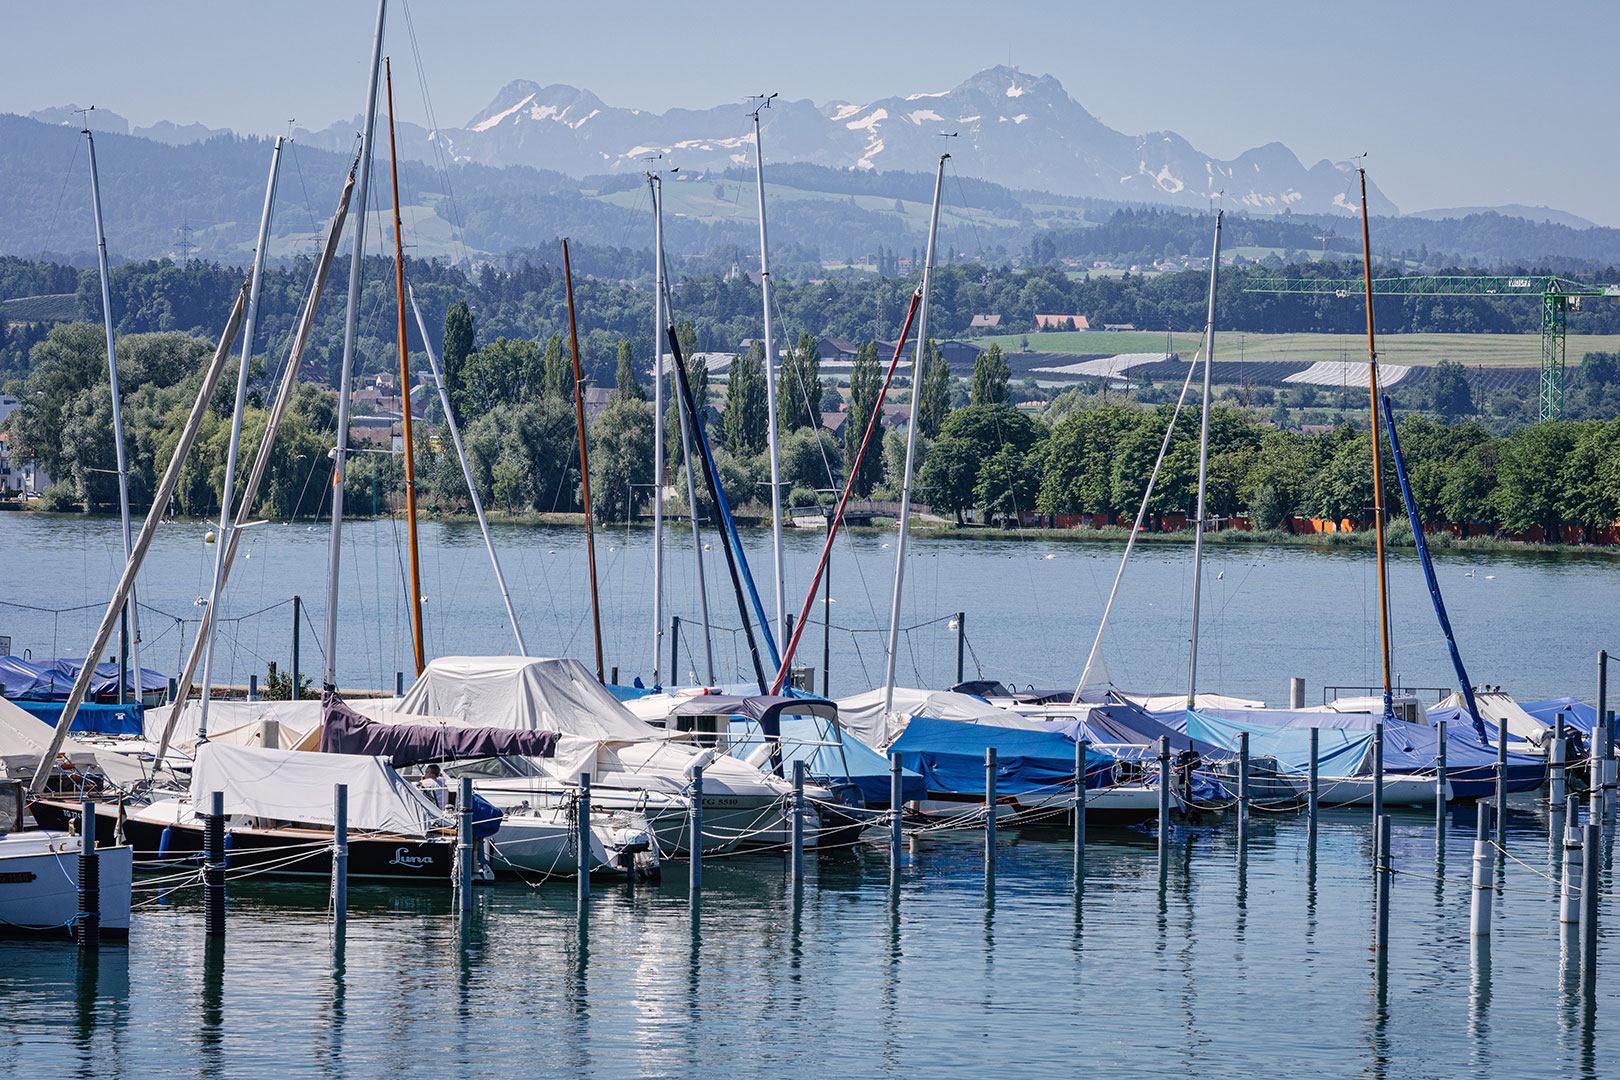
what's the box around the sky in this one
[6,0,1617,225]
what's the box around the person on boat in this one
[420,763,448,810]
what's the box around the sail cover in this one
[319,691,558,765]
[396,656,661,742]
[189,742,450,836]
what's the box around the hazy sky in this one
[7,0,1616,225]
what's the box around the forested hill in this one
[6,112,1620,274]
[4,252,1620,391]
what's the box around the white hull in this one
[1314,774,1449,808]
[473,781,786,857]
[0,831,132,936]
[488,807,658,879]
[917,784,1160,824]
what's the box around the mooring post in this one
[1073,738,1087,884]
[1561,796,1582,925]
[1157,736,1171,848]
[332,783,348,927]
[395,671,404,697]
[456,777,474,914]
[1375,813,1392,952]
[1470,805,1492,937]
[689,764,704,894]
[954,612,966,686]
[1580,820,1600,985]
[791,760,806,882]
[248,673,258,702]
[1237,731,1250,844]
[984,747,998,870]
[167,677,177,705]
[1290,676,1305,710]
[1308,727,1319,835]
[1605,709,1617,810]
[1597,650,1607,793]
[1495,724,1509,848]
[204,790,226,937]
[291,594,301,698]
[670,616,682,685]
[76,799,99,950]
[610,666,618,686]
[888,752,903,866]
[1550,713,1567,807]
[577,773,592,902]
[1373,721,1385,824]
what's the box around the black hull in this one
[918,791,1156,827]
[30,798,453,880]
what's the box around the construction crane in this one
[1245,275,1620,420]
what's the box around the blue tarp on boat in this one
[887,716,1112,797]
[730,716,927,803]
[0,656,166,701]
[9,700,144,736]
[1521,698,1600,736]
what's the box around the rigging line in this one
[36,137,82,264]
[287,141,323,242]
[400,0,473,271]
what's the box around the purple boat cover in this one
[319,691,558,766]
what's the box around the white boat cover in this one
[1436,689,1549,746]
[147,699,324,744]
[0,697,102,777]
[189,742,450,836]
[396,657,661,743]
[836,687,1056,749]
[1119,691,1266,713]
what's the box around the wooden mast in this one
[386,57,426,677]
[562,239,605,682]
[1358,168,1394,720]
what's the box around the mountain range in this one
[284,66,1397,218]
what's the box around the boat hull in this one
[0,831,132,938]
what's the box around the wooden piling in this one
[1470,805,1491,937]
[332,783,348,926]
[984,747,997,871]
[1375,813,1392,952]
[577,773,591,902]
[1308,727,1319,836]
[1561,797,1582,925]
[888,753,903,866]
[1073,738,1087,885]
[76,800,99,950]
[204,790,226,937]
[1157,736,1171,847]
[791,760,805,882]
[689,764,704,894]
[1237,731,1250,844]
[1550,713,1566,807]
[456,777,474,913]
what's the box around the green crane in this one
[1245,275,1620,421]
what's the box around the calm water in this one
[3,514,1618,1077]
[1,804,1615,1078]
[1,512,1617,701]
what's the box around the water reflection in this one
[1468,937,1492,1072]
[1369,953,1391,1080]
[320,928,347,1078]
[199,938,225,1080]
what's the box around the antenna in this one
[747,92,777,121]
[174,222,198,265]
[73,104,96,132]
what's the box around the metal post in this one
[1580,820,1599,983]
[395,671,404,698]
[204,790,226,937]
[577,773,591,902]
[1307,727,1319,834]
[1495,726,1508,847]
[984,747,998,871]
[456,777,473,913]
[1605,708,1617,806]
[1373,721,1384,823]
[1157,736,1171,847]
[291,595,301,700]
[822,550,832,697]
[76,799,99,950]
[889,753,903,865]
[1290,676,1305,710]
[1561,796,1582,925]
[689,765,704,894]
[670,616,682,686]
[1375,813,1392,952]
[791,759,806,882]
[1470,805,1492,937]
[1074,739,1087,883]
[1237,731,1250,843]
[1437,717,1449,821]
[954,612,966,685]
[332,783,348,926]
[1550,713,1567,807]
[248,674,258,702]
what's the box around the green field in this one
[969,330,1620,367]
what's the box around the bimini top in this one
[396,656,661,744]
[190,741,449,836]
[666,694,838,731]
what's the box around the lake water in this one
[1,512,1616,703]
[1,513,1617,1076]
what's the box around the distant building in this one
[880,404,911,429]
[819,337,861,362]
[1102,323,1137,332]
[584,387,613,420]
[0,430,49,496]
[970,314,1003,330]
[1033,314,1090,331]
[820,412,848,439]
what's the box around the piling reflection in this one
[320,928,347,1076]
[788,878,804,980]
[1370,952,1390,1080]
[1468,936,1491,1072]
[1575,979,1598,1080]
[199,938,225,1080]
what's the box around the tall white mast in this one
[322,0,387,692]
[84,126,143,704]
[197,137,282,738]
[882,152,948,718]
[751,94,785,647]
[649,169,667,686]
[1185,211,1223,712]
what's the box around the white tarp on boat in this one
[1436,689,1548,746]
[148,699,324,744]
[836,687,1054,749]
[189,742,449,835]
[0,697,100,777]
[395,656,661,743]
[1120,691,1266,713]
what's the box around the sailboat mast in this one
[649,172,666,686]
[323,0,387,692]
[1359,169,1395,720]
[882,152,948,718]
[84,127,143,705]
[562,239,605,681]
[197,136,283,739]
[752,95,786,647]
[385,57,426,678]
[1185,211,1223,712]
[663,261,717,684]
[409,288,528,655]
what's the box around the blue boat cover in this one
[1521,698,1599,736]
[729,716,927,803]
[0,656,166,701]
[887,716,1112,796]
[10,700,144,736]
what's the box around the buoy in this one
[204,530,216,544]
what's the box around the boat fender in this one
[224,830,233,869]
[158,824,173,858]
